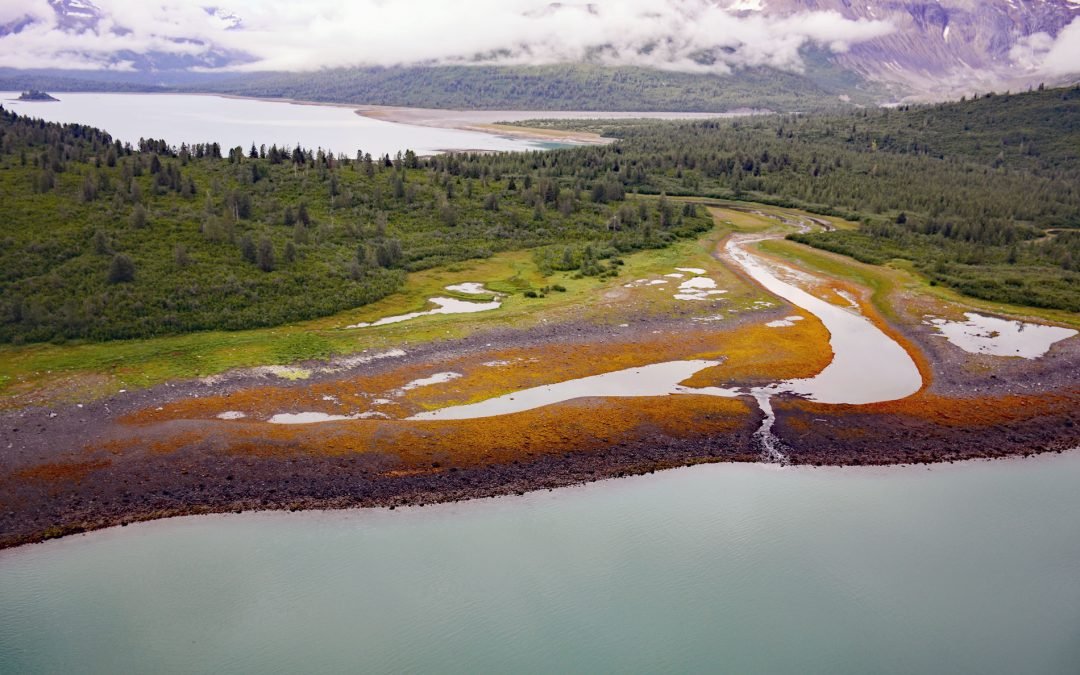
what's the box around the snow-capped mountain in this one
[0,1,251,70]
[720,0,1080,93]
[48,0,101,30]
[1,1,1078,98]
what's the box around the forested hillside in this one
[2,85,1077,346]
[192,61,879,113]
[0,108,710,344]
[519,86,1080,310]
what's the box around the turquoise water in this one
[2,453,1079,674]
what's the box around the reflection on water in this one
[725,234,922,405]
[409,360,737,421]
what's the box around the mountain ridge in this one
[1,1,1079,107]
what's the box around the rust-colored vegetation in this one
[14,458,112,483]
[782,391,1078,427]
[120,317,832,430]
[106,394,754,477]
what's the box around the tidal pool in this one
[399,372,463,391]
[345,297,501,329]
[766,315,805,328]
[268,412,359,424]
[444,282,491,295]
[1,453,1078,674]
[409,360,737,421]
[928,313,1077,358]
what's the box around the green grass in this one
[0,232,733,405]
[760,239,1080,329]
[0,106,713,345]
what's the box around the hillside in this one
[1,85,1077,347]
[523,85,1080,309]
[191,60,881,113]
[0,108,711,344]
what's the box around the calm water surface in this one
[2,453,1079,674]
[0,92,553,155]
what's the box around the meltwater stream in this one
[724,234,922,459]
[412,234,923,461]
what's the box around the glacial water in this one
[1,92,553,155]
[1,453,1078,674]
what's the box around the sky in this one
[0,0,896,72]
[0,0,1077,79]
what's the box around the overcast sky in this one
[0,0,1077,78]
[1,0,896,72]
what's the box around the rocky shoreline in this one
[2,232,1078,552]
[1,392,1076,552]
[1,309,1077,551]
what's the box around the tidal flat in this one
[1,202,1076,550]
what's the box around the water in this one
[0,92,553,155]
[344,296,502,329]
[268,412,360,425]
[725,234,922,405]
[409,237,921,425]
[927,312,1077,359]
[444,282,491,295]
[408,359,736,421]
[1,453,1079,674]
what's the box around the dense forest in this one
[1,59,880,113]
[518,85,1080,310]
[0,108,711,344]
[188,60,880,113]
[1,84,1077,345]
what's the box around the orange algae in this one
[681,310,831,387]
[118,395,754,472]
[14,458,112,483]
[781,391,1078,427]
[120,318,833,429]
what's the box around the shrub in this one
[107,254,135,284]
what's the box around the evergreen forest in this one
[1,84,1077,345]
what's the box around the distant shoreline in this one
[3,89,748,146]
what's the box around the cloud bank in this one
[0,0,896,73]
[1010,18,1080,78]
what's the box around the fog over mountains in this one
[2,0,1079,100]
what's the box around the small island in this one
[17,90,59,102]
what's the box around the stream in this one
[412,232,924,461]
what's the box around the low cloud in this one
[0,0,896,73]
[1010,18,1080,78]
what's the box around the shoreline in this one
[5,445,1079,557]
[3,90,731,146]
[2,421,1077,553]
[1,305,1076,551]
[2,88,743,144]
[1,207,1076,553]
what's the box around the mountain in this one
[1,1,1079,108]
[190,59,886,113]
[1,1,101,36]
[721,0,1080,96]
[0,0,252,71]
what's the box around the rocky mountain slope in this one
[723,0,1080,94]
